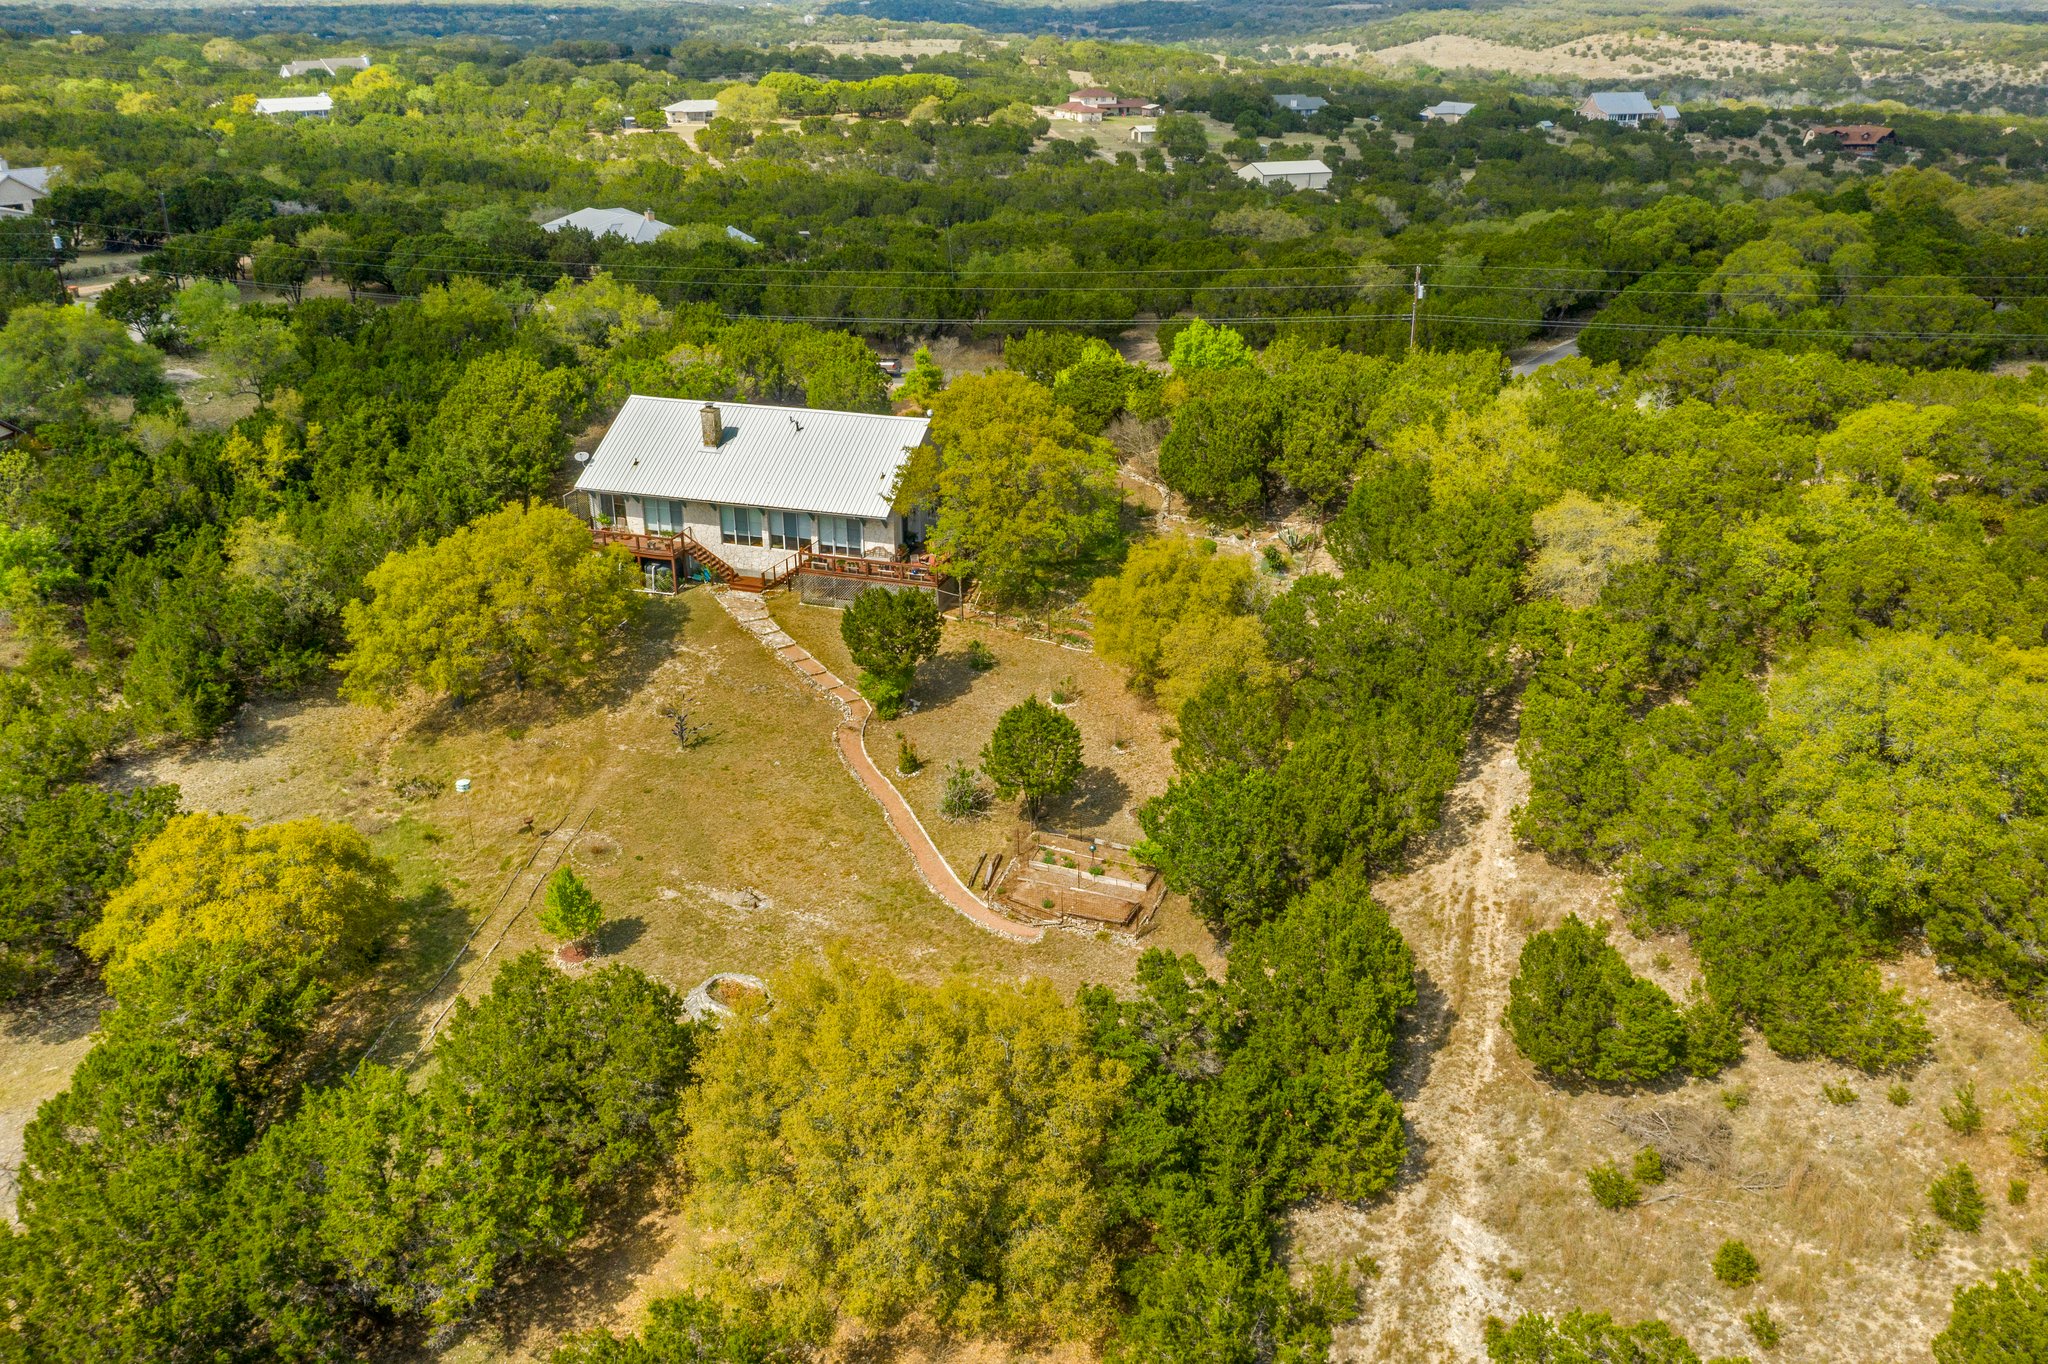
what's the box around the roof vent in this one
[700,403,722,448]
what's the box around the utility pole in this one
[1408,265,1424,352]
[156,188,172,239]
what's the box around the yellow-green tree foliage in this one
[81,812,397,987]
[1086,534,1272,715]
[337,503,639,705]
[683,952,1125,1343]
[1526,492,1661,609]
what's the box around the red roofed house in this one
[1804,124,1896,156]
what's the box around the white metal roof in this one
[542,207,675,244]
[253,93,334,115]
[664,98,721,113]
[1239,159,1331,178]
[1275,93,1327,112]
[279,55,370,77]
[1421,100,1476,118]
[1586,91,1657,117]
[575,396,930,522]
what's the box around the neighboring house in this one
[278,54,370,78]
[1275,93,1328,114]
[1065,88,1155,116]
[725,224,758,245]
[542,207,675,244]
[1237,158,1332,190]
[664,98,720,127]
[0,160,53,217]
[1130,124,1156,144]
[1420,100,1476,124]
[1578,91,1670,127]
[1050,101,1104,124]
[576,397,935,592]
[252,93,334,117]
[1805,123,1896,155]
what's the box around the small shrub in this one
[1722,1084,1752,1112]
[1504,1266,1524,1283]
[1943,1082,1984,1136]
[1049,674,1077,706]
[1744,1307,1781,1349]
[1909,1220,1943,1260]
[2011,1178,2031,1207]
[1586,1161,1642,1210]
[964,639,997,672]
[856,669,908,719]
[1632,1146,1666,1186]
[1888,1082,1912,1107]
[1821,1081,1858,1106]
[539,867,605,948]
[1040,897,1054,910]
[1713,1240,1761,1287]
[1931,1162,1987,1232]
[937,761,987,821]
[1262,542,1287,572]
[896,732,922,776]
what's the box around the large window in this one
[719,505,764,547]
[593,492,623,526]
[817,515,863,557]
[770,511,812,550]
[645,498,684,535]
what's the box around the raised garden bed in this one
[991,831,1165,932]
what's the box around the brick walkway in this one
[715,590,1044,944]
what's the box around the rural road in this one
[1511,334,1580,376]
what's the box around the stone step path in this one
[714,590,1043,944]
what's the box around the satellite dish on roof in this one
[573,450,591,464]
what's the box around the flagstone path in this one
[715,590,1043,944]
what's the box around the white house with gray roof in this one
[0,160,53,217]
[1237,158,1332,190]
[1420,100,1475,124]
[1579,91,1677,127]
[253,93,334,117]
[279,54,371,78]
[542,207,675,244]
[576,396,933,590]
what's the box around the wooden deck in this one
[593,526,953,596]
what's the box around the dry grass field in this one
[6,584,2045,1359]
[1295,702,2048,1363]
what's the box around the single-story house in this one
[664,98,720,127]
[1050,101,1105,124]
[279,54,370,79]
[1420,100,1476,124]
[1578,91,1675,127]
[1804,123,1896,155]
[252,93,334,118]
[0,160,53,217]
[1237,158,1332,190]
[576,397,933,590]
[1130,124,1156,144]
[1275,93,1328,114]
[542,207,675,244]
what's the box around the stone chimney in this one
[700,403,722,448]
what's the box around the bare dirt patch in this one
[1291,701,2048,1361]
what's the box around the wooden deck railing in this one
[593,526,949,592]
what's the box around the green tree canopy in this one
[912,371,1120,606]
[683,952,1125,1341]
[1503,915,1688,1086]
[0,303,163,423]
[981,696,1084,819]
[338,503,640,706]
[80,812,397,991]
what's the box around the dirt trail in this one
[1358,711,1524,1357]
[1289,705,1544,1359]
